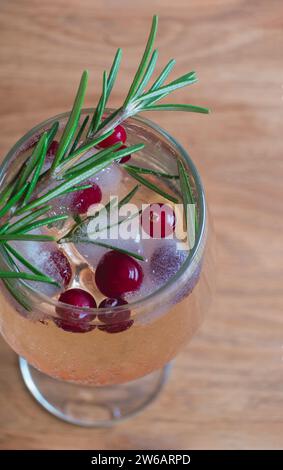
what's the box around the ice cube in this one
[10,228,71,296]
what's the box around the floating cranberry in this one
[95,250,143,297]
[141,203,176,238]
[98,125,127,148]
[55,288,96,333]
[45,249,72,287]
[98,297,133,333]
[71,184,102,214]
[117,145,131,164]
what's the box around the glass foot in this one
[19,357,171,427]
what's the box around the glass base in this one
[19,357,171,427]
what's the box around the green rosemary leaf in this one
[15,143,144,216]
[0,183,28,219]
[23,134,48,204]
[88,49,122,137]
[63,142,122,179]
[134,49,158,98]
[14,214,68,234]
[2,277,32,310]
[97,108,120,133]
[57,129,114,173]
[4,243,58,285]
[149,59,176,91]
[47,121,59,147]
[2,205,51,234]
[124,164,179,179]
[118,184,140,207]
[106,48,122,101]
[69,115,89,155]
[0,234,55,242]
[0,270,59,284]
[51,70,89,171]
[60,237,144,261]
[64,143,142,180]
[144,103,210,114]
[133,71,197,106]
[0,180,17,208]
[125,167,179,204]
[90,70,108,134]
[178,160,199,233]
[59,183,93,196]
[0,246,32,310]
[16,132,48,192]
[124,15,158,107]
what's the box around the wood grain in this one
[0,0,283,450]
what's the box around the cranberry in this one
[55,288,96,333]
[150,245,201,303]
[98,297,133,333]
[71,184,102,214]
[98,125,127,148]
[117,145,131,164]
[95,250,143,297]
[47,140,59,159]
[141,203,176,238]
[150,245,187,285]
[45,249,72,287]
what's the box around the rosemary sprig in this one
[0,14,208,296]
[93,15,208,137]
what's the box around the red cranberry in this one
[71,184,102,214]
[150,244,201,303]
[55,288,96,333]
[47,140,59,158]
[98,125,127,148]
[95,250,143,297]
[45,249,72,287]
[141,203,176,238]
[98,297,133,333]
[150,245,187,285]
[117,145,131,164]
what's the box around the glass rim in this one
[0,109,206,315]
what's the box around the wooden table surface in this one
[0,0,282,450]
